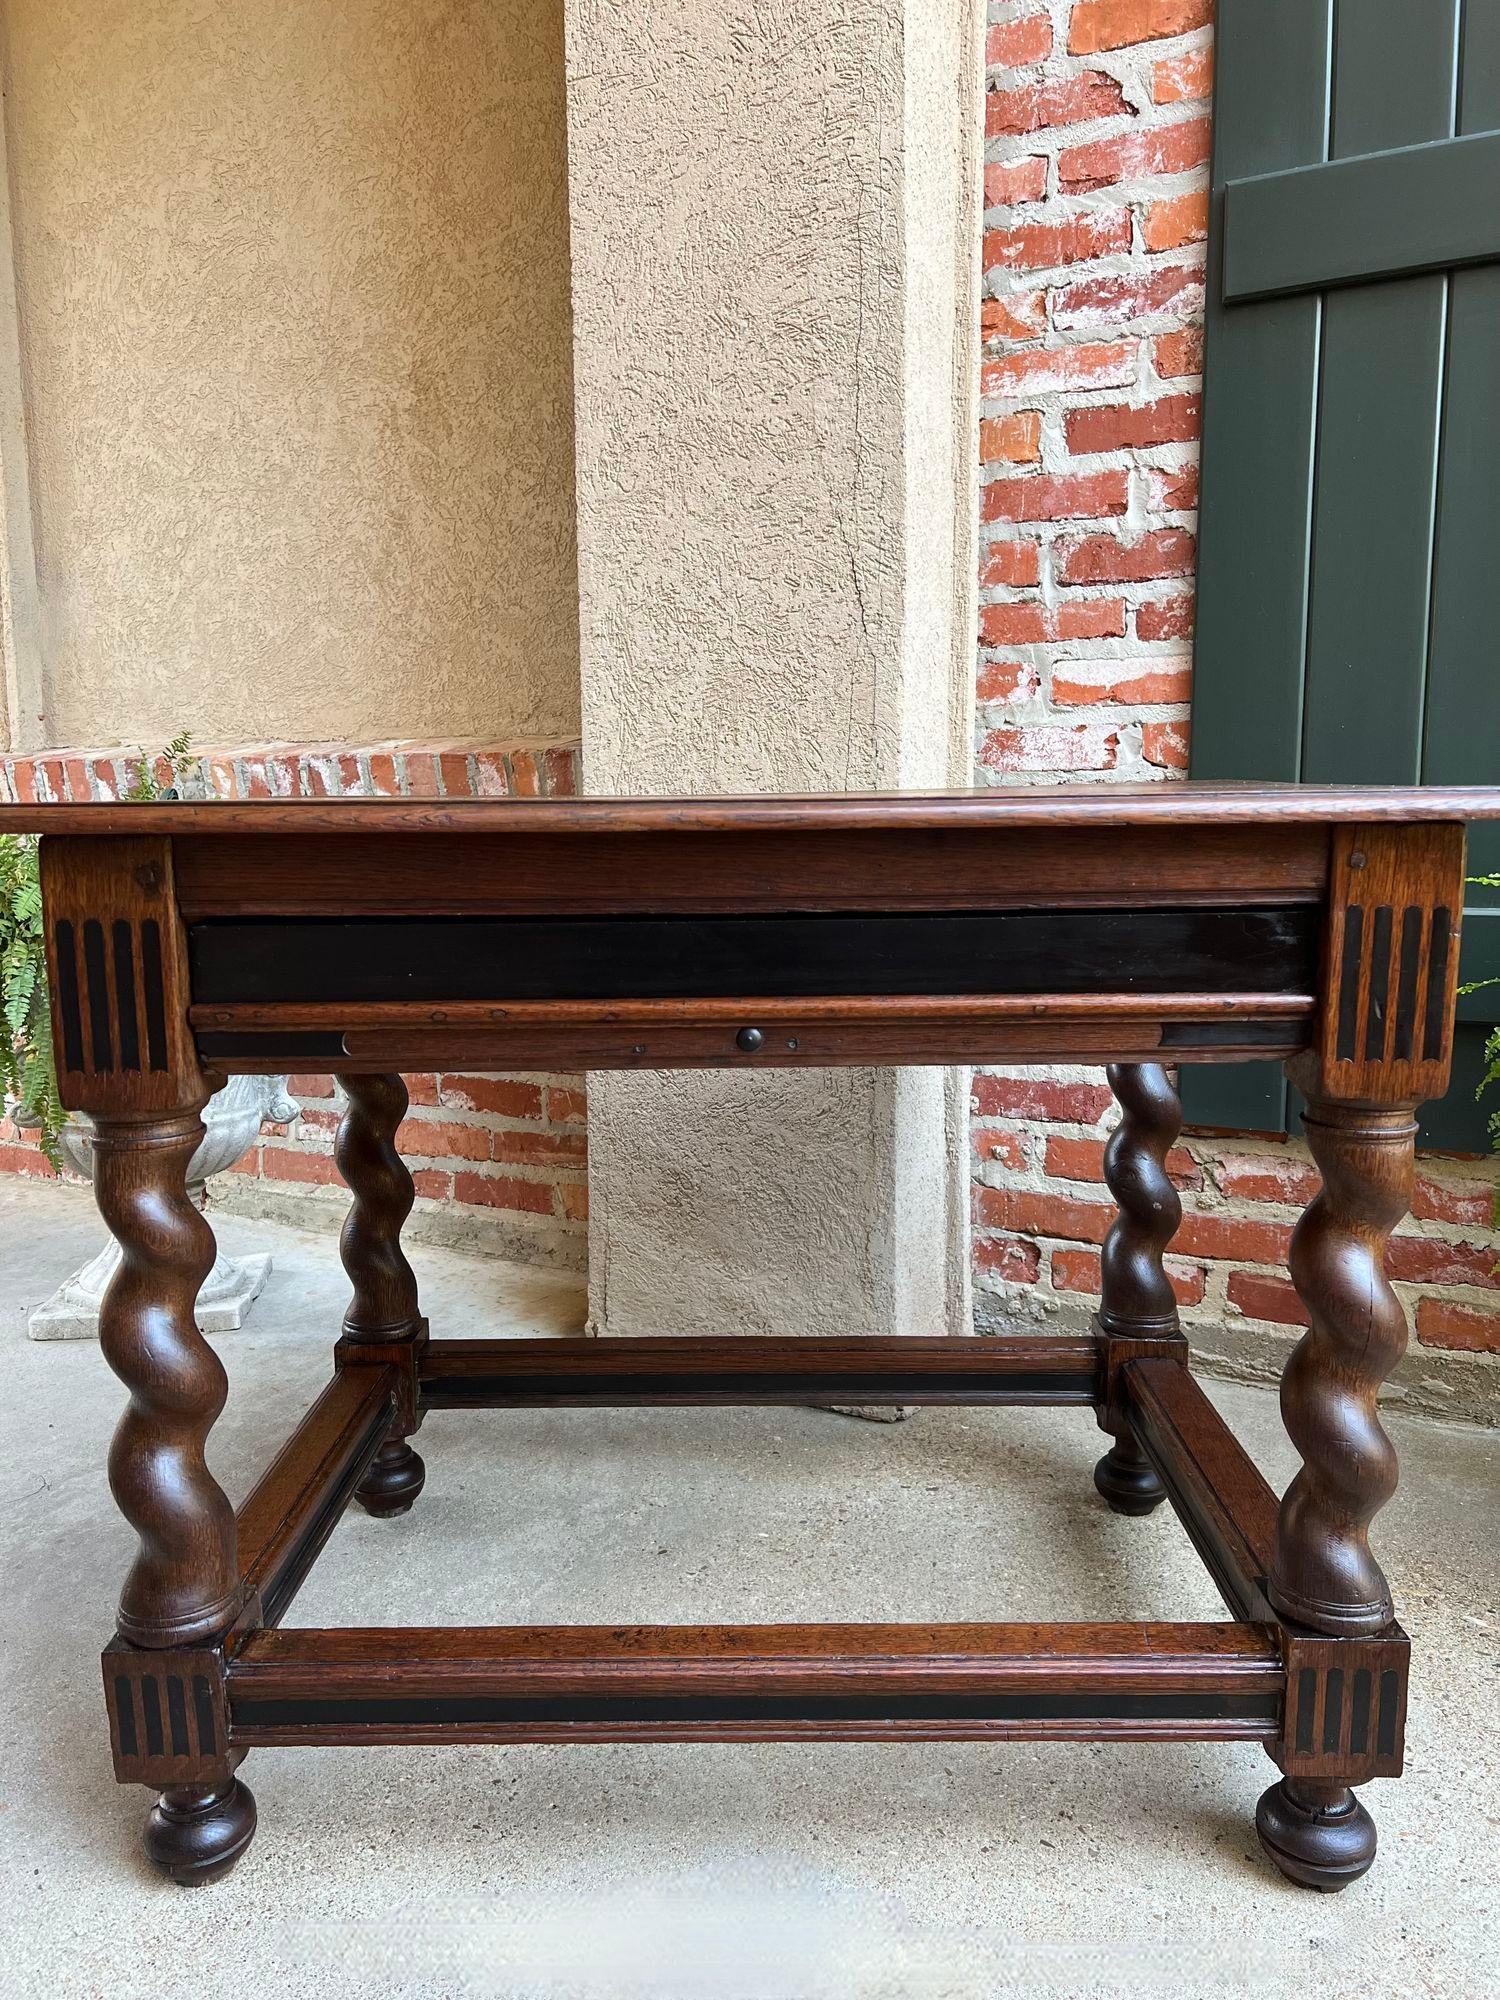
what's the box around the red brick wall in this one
[972,0,1499,1368]
[3,10,1496,1371]
[0,738,589,1269]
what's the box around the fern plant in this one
[123,729,195,803]
[0,832,61,1164]
[0,734,194,1167]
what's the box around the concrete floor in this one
[1,1178,1496,2000]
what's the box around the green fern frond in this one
[123,750,157,802]
[0,831,63,1160]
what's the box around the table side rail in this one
[417,1334,1102,1409]
[1124,1359,1280,1624]
[227,1620,1284,1746]
[170,821,1335,921]
[230,1365,399,1640]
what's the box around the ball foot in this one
[356,1438,426,1517]
[145,1778,256,1886]
[1256,1778,1377,1892]
[1093,1435,1167,1516]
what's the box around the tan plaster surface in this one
[1,0,581,749]
[565,0,984,1344]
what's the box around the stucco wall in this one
[0,0,580,751]
[566,0,983,1345]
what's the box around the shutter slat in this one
[1222,132,1500,304]
[1301,274,1445,785]
[1302,0,1458,790]
[1329,0,1460,154]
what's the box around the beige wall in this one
[567,2,977,796]
[0,0,580,752]
[566,0,983,1344]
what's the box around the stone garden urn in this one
[27,1072,299,1340]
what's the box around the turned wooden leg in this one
[1269,1100,1416,1636]
[1092,1062,1182,1515]
[335,1073,427,1515]
[93,1109,256,1883]
[94,1112,241,1647]
[1253,1099,1417,1893]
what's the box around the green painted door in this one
[1187,0,1500,1148]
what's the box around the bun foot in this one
[145,1778,256,1886]
[1093,1435,1167,1516]
[356,1439,426,1517]
[1256,1778,1376,1892]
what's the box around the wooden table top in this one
[3,781,1500,837]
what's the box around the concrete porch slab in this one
[0,1178,1495,2000]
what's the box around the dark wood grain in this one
[93,1109,243,1648]
[102,1636,234,1787]
[419,1334,1101,1407]
[143,1777,257,1887]
[1276,1624,1409,1783]
[30,782,1488,1883]
[226,1620,1283,1745]
[1097,1066,1185,1342]
[1269,1101,1417,1636]
[1255,1777,1377,1892]
[1092,1065,1185,1514]
[195,991,1314,1028]
[231,1366,397,1636]
[1298,821,1467,1104]
[6,780,1500,838]
[212,1016,1310,1074]
[1125,1358,1279,1623]
[174,823,1332,919]
[39,835,210,1117]
[193,995,1315,1071]
[334,1074,428,1516]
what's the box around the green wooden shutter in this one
[1186,0,1500,1148]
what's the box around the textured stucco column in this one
[564,1,983,1344]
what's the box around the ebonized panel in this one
[231,1688,1278,1730]
[190,907,1318,1005]
[418,1334,1100,1409]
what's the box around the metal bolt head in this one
[736,1026,764,1053]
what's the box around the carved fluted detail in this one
[335,1073,420,1338]
[94,1112,241,1647]
[1099,1062,1183,1338]
[1270,1102,1416,1636]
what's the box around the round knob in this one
[735,1026,764,1053]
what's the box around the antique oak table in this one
[13,782,1500,1890]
